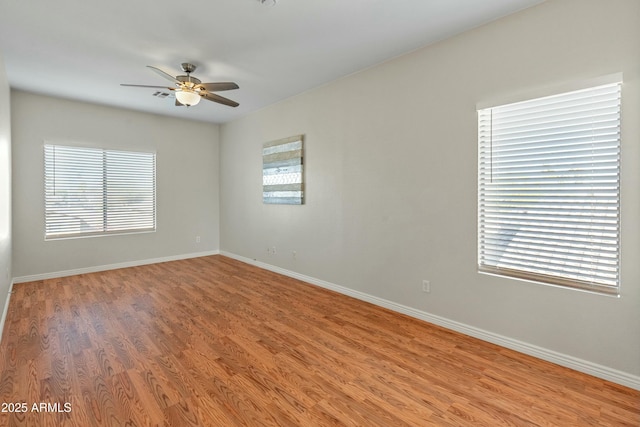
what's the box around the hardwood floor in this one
[0,255,638,426]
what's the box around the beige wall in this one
[0,53,12,332]
[220,0,640,379]
[11,91,221,277]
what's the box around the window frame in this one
[477,79,622,296]
[44,144,157,240]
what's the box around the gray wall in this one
[0,53,12,333]
[11,91,220,277]
[220,0,640,378]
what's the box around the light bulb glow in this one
[175,89,201,106]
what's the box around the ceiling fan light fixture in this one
[175,89,201,106]
[122,63,239,109]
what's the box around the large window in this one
[478,82,621,295]
[44,144,156,239]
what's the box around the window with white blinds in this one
[44,144,156,239]
[478,82,621,295]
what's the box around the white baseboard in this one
[220,251,640,391]
[12,250,220,284]
[0,279,14,343]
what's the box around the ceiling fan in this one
[121,63,239,108]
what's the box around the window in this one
[478,82,621,295]
[44,144,156,239]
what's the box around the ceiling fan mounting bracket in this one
[181,63,197,74]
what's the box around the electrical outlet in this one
[271,246,277,255]
[422,280,430,293]
[292,251,297,259]
[196,236,201,243]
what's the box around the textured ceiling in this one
[0,0,544,123]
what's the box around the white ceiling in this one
[0,0,543,124]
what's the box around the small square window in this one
[44,144,156,239]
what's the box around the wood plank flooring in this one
[0,255,638,426]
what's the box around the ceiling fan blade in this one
[175,99,184,107]
[146,66,179,84]
[198,82,239,92]
[202,92,239,107]
[120,84,175,90]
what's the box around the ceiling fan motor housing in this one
[176,75,202,86]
